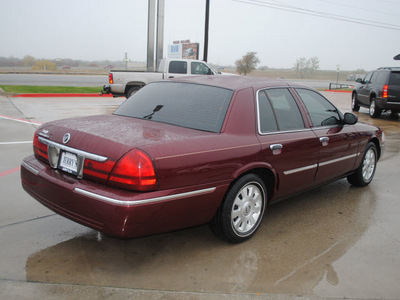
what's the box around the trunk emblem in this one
[63,133,71,144]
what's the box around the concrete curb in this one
[325,90,352,93]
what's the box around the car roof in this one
[165,75,310,91]
[377,67,400,71]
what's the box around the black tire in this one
[347,142,377,187]
[126,86,140,98]
[210,174,267,243]
[389,111,399,119]
[369,97,382,118]
[351,93,360,112]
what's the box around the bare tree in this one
[235,52,260,75]
[293,56,320,78]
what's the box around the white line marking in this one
[0,141,32,145]
[0,115,42,126]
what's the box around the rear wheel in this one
[351,93,360,112]
[369,97,382,118]
[126,86,141,98]
[389,111,399,119]
[210,174,267,243]
[347,142,377,187]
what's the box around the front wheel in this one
[347,142,377,187]
[210,174,267,243]
[351,93,360,112]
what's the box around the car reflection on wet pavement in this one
[1,92,400,299]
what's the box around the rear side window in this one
[257,88,305,133]
[389,72,400,85]
[168,61,187,74]
[375,71,389,85]
[114,82,233,133]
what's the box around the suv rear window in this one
[114,82,233,133]
[389,72,400,85]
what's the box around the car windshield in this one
[114,82,233,133]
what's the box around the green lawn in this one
[0,85,102,94]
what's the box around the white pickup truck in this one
[101,58,223,98]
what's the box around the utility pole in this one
[203,0,210,62]
[147,0,164,71]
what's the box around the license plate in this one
[58,151,78,175]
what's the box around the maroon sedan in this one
[21,76,384,243]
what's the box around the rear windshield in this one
[389,72,400,85]
[114,82,233,133]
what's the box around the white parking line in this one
[0,115,42,126]
[0,141,32,145]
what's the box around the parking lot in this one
[1,92,400,299]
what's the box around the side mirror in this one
[356,78,363,83]
[343,112,358,125]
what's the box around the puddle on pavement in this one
[23,180,376,295]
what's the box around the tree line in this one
[0,55,126,70]
[235,52,321,78]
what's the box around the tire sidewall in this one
[352,93,360,111]
[348,142,377,187]
[361,143,377,185]
[221,174,267,242]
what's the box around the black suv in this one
[352,67,400,118]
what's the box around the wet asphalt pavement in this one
[1,92,400,300]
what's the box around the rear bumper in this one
[21,156,228,238]
[376,97,400,111]
[100,85,124,97]
[100,84,111,95]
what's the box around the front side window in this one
[114,82,233,133]
[363,72,374,84]
[296,89,341,127]
[257,88,305,133]
[191,62,212,75]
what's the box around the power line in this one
[232,0,400,31]
[313,0,400,19]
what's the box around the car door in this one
[295,88,360,184]
[357,71,374,105]
[256,88,320,200]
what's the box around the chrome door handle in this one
[270,144,283,151]
[319,137,329,143]
[320,137,329,146]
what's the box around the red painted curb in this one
[14,93,114,98]
[0,166,20,178]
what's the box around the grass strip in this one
[0,85,102,94]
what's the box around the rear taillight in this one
[382,84,388,98]
[108,149,158,192]
[83,158,116,184]
[33,133,49,162]
[109,73,113,84]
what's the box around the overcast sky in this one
[1,0,400,70]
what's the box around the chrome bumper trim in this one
[74,187,217,206]
[39,137,107,162]
[21,161,39,175]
